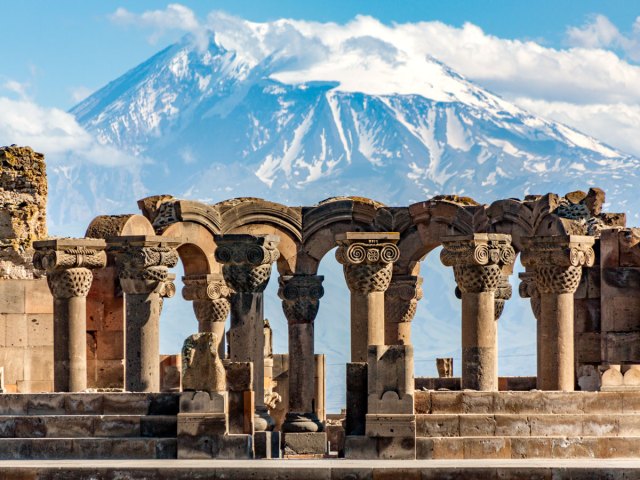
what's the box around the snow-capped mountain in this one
[52,31,640,412]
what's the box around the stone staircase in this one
[0,392,179,459]
[415,390,640,459]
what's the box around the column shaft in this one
[288,323,315,413]
[539,292,574,390]
[351,293,368,362]
[53,297,88,392]
[461,291,497,391]
[125,292,162,392]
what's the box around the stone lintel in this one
[106,235,181,247]
[336,232,400,243]
[33,238,107,250]
[214,233,280,245]
[182,273,225,284]
[524,234,595,247]
[441,233,511,243]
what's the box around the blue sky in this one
[2,1,639,109]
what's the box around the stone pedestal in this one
[255,431,281,459]
[33,238,107,392]
[224,360,254,435]
[278,274,324,434]
[522,235,595,391]
[108,236,179,392]
[345,362,367,436]
[215,234,280,432]
[441,234,515,391]
[182,273,231,358]
[282,432,327,457]
[385,275,423,345]
[336,232,400,363]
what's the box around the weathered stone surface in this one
[282,432,326,456]
[181,332,226,393]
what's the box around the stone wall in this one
[0,146,46,280]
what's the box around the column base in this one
[254,405,275,432]
[282,432,327,457]
[282,412,323,433]
[254,431,281,459]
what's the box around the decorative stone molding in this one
[385,275,423,325]
[440,234,515,293]
[33,238,107,298]
[183,273,232,324]
[278,274,324,324]
[214,234,280,293]
[107,236,180,295]
[518,271,541,320]
[335,232,400,294]
[494,275,513,320]
[521,235,595,294]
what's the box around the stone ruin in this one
[1,145,640,460]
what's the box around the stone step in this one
[417,435,640,459]
[0,437,177,459]
[416,390,640,415]
[0,414,177,438]
[0,393,179,416]
[416,413,640,437]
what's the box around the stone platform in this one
[0,459,639,479]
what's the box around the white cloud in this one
[110,4,207,48]
[69,86,93,103]
[566,14,640,62]
[0,95,144,168]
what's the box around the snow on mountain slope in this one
[54,31,640,412]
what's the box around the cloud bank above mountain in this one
[107,6,640,157]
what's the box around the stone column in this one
[33,239,107,392]
[441,234,515,391]
[108,236,179,392]
[278,274,324,433]
[214,234,280,432]
[384,275,423,345]
[335,232,400,362]
[518,271,542,386]
[521,235,595,391]
[182,273,231,357]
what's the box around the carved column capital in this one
[494,275,513,320]
[214,234,280,293]
[107,236,180,295]
[33,238,107,299]
[385,275,423,325]
[278,274,324,324]
[441,234,515,293]
[183,273,232,324]
[518,271,541,320]
[335,232,400,294]
[521,235,595,294]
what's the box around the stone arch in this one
[161,221,217,276]
[299,197,387,274]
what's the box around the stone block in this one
[604,332,640,363]
[95,330,123,360]
[365,414,415,438]
[459,415,495,436]
[227,390,253,435]
[102,393,149,414]
[621,391,640,412]
[461,392,495,413]
[85,297,104,331]
[551,436,598,459]
[0,438,32,459]
[510,437,553,458]
[102,298,124,331]
[0,394,28,414]
[255,431,281,458]
[23,346,53,382]
[29,438,74,459]
[0,317,6,346]
[24,278,53,314]
[494,391,542,414]
[367,345,413,415]
[179,391,226,414]
[584,392,623,413]
[597,436,640,458]
[147,393,179,414]
[344,435,377,459]
[155,438,178,459]
[582,414,619,436]
[611,296,640,332]
[574,299,600,333]
[64,394,104,414]
[216,434,253,460]
[25,314,53,347]
[93,416,140,437]
[282,432,326,456]
[224,361,253,391]
[415,414,459,437]
[431,437,464,459]
[530,415,582,436]
[542,392,584,414]
[0,281,25,314]
[413,391,430,414]
[45,415,94,437]
[14,417,46,437]
[346,362,367,436]
[110,438,157,459]
[177,413,227,437]
[95,360,124,389]
[0,417,16,437]
[376,436,416,460]
[26,394,65,414]
[463,436,511,459]
[575,332,601,363]
[141,415,177,437]
[4,314,27,347]
[415,437,433,459]
[16,380,52,393]
[0,347,24,385]
[495,414,530,436]
[429,391,462,413]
